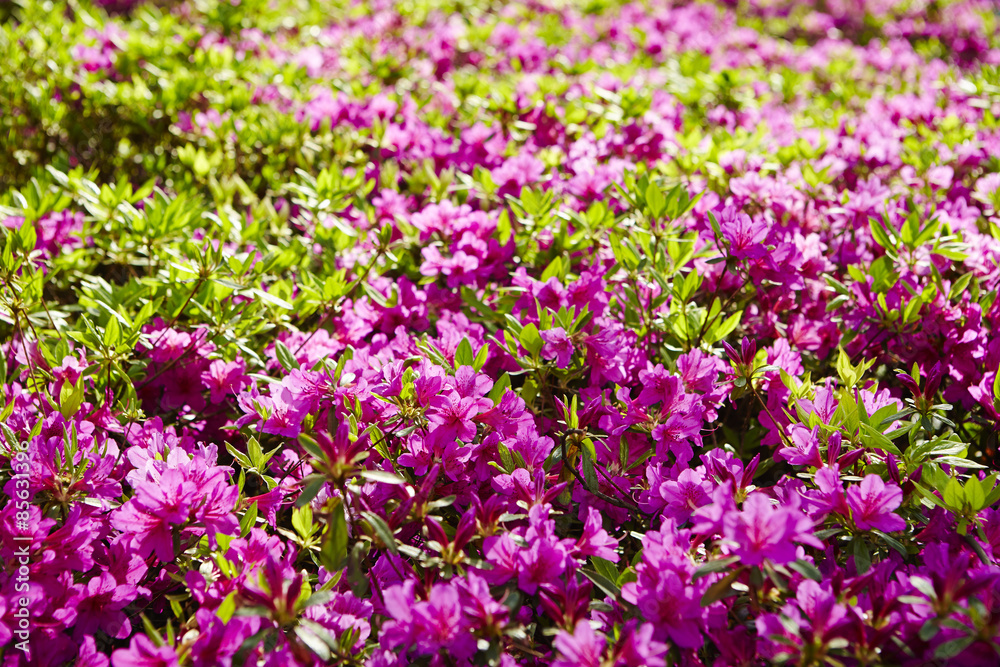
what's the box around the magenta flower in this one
[193,470,240,544]
[483,532,521,586]
[303,592,373,649]
[518,536,570,595]
[847,475,906,532]
[457,573,509,637]
[419,245,479,287]
[111,635,180,667]
[621,520,706,650]
[615,620,668,667]
[809,465,850,518]
[723,492,822,566]
[77,636,111,667]
[659,468,713,522]
[52,352,87,387]
[637,364,683,408]
[722,336,757,371]
[412,583,477,660]
[379,580,419,650]
[541,327,575,367]
[651,408,702,465]
[573,507,619,562]
[425,394,480,445]
[12,4,1000,665]
[235,386,304,438]
[188,610,258,667]
[777,424,824,468]
[72,572,136,640]
[719,207,768,259]
[756,580,849,663]
[112,459,236,560]
[380,580,477,661]
[200,359,248,404]
[539,577,594,628]
[554,621,605,667]
[677,348,724,394]
[112,468,197,561]
[452,364,493,399]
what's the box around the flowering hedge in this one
[3,0,1000,665]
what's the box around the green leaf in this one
[645,181,666,219]
[911,576,937,599]
[496,442,515,473]
[488,373,511,405]
[934,636,975,660]
[936,457,985,470]
[496,209,512,245]
[879,409,916,426]
[226,442,252,469]
[837,388,862,435]
[853,538,871,574]
[361,511,398,555]
[707,211,723,241]
[250,288,293,310]
[965,477,986,511]
[983,477,1000,509]
[580,437,599,493]
[540,256,563,282]
[911,482,948,509]
[949,272,974,301]
[872,530,908,557]
[519,323,543,356]
[859,423,902,456]
[691,556,740,581]
[59,376,85,419]
[294,625,331,661]
[943,476,964,508]
[358,470,406,485]
[292,505,315,539]
[246,436,265,469]
[902,295,924,325]
[297,434,325,461]
[675,269,701,302]
[993,362,1000,411]
[869,215,896,252]
[701,568,742,607]
[580,567,620,598]
[296,476,326,508]
[274,341,300,371]
[257,444,282,471]
[835,348,856,388]
[216,592,237,623]
[591,556,620,584]
[239,502,258,537]
[788,559,823,582]
[192,149,211,178]
[705,310,742,345]
[919,619,940,641]
[103,317,121,348]
[139,614,166,647]
[18,220,36,252]
[319,501,349,571]
[233,628,271,667]
[454,338,474,369]
[814,528,844,540]
[473,343,489,372]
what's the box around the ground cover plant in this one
[2,0,1000,664]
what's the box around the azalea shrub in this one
[3,0,1000,665]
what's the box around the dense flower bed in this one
[3,0,1000,665]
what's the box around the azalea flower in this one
[847,475,907,533]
